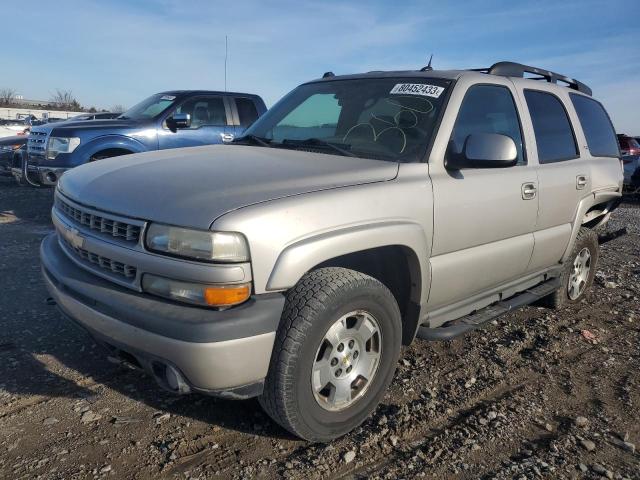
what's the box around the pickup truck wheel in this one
[259,267,402,442]
[542,227,599,309]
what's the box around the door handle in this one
[220,133,235,143]
[576,174,588,190]
[521,182,537,200]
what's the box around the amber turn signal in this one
[204,284,251,307]
[142,274,251,308]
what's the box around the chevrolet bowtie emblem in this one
[63,226,85,249]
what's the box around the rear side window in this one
[524,90,578,163]
[450,84,525,165]
[570,94,619,157]
[235,98,259,127]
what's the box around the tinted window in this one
[236,98,259,126]
[450,84,525,165]
[570,94,619,157]
[524,90,577,163]
[174,97,227,128]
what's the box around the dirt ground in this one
[0,177,638,480]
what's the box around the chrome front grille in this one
[27,130,47,157]
[56,197,142,243]
[62,238,137,279]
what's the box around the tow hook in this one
[45,297,56,306]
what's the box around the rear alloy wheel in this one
[259,267,402,442]
[567,247,592,300]
[542,227,599,309]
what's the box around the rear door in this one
[157,95,232,149]
[518,88,588,271]
[569,94,621,191]
[427,78,538,311]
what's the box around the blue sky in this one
[3,0,639,133]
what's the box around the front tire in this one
[259,267,402,442]
[543,227,599,309]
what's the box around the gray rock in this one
[343,450,356,464]
[80,411,102,423]
[622,441,635,454]
[154,413,171,424]
[575,416,589,428]
[578,463,588,473]
[43,417,59,426]
[580,439,596,451]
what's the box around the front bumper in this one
[11,163,69,186]
[41,233,285,398]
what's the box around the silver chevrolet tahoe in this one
[41,61,623,442]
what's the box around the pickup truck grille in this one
[62,238,137,279]
[56,197,142,243]
[27,131,47,158]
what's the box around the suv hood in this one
[58,145,399,229]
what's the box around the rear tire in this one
[542,227,599,309]
[259,267,402,442]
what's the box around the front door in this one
[158,95,232,150]
[427,82,538,311]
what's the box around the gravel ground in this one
[0,177,638,480]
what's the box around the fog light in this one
[142,274,251,307]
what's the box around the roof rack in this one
[472,61,592,96]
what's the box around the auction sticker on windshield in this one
[390,84,444,98]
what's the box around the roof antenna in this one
[420,54,433,72]
[224,35,228,92]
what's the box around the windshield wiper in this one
[233,134,272,148]
[282,138,357,157]
[118,115,129,120]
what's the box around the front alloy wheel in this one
[259,267,402,442]
[312,310,382,411]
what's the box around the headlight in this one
[142,274,251,307]
[145,223,250,262]
[0,144,21,152]
[46,137,81,160]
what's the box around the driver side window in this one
[174,97,228,129]
[450,85,525,165]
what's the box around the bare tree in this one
[110,104,126,114]
[0,88,16,106]
[50,89,79,109]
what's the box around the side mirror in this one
[166,113,191,132]
[446,133,518,169]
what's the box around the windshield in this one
[118,93,177,120]
[242,78,450,162]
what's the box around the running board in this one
[417,277,562,341]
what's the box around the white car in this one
[0,123,29,138]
